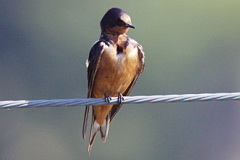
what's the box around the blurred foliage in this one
[0,0,240,160]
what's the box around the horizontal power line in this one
[0,92,240,109]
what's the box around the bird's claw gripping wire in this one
[104,94,112,103]
[118,93,124,104]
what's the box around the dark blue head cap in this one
[100,8,135,32]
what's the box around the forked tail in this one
[87,114,110,153]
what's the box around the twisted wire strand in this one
[0,92,240,109]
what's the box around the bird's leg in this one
[118,93,124,104]
[104,93,112,103]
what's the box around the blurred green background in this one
[1,0,240,160]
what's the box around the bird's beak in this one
[126,23,135,29]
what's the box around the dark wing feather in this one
[82,40,107,139]
[87,41,108,96]
[110,44,145,121]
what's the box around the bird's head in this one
[100,8,135,35]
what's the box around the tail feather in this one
[88,120,99,153]
[88,114,110,153]
[82,106,90,139]
[100,114,110,141]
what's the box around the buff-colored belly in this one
[92,49,139,97]
[91,45,139,125]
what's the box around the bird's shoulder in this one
[127,37,145,68]
[90,40,109,55]
[125,37,144,54]
[87,39,110,65]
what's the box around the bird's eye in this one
[115,19,126,27]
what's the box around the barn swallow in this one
[82,8,145,153]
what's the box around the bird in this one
[82,7,145,153]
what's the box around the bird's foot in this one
[118,93,124,104]
[104,94,112,103]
